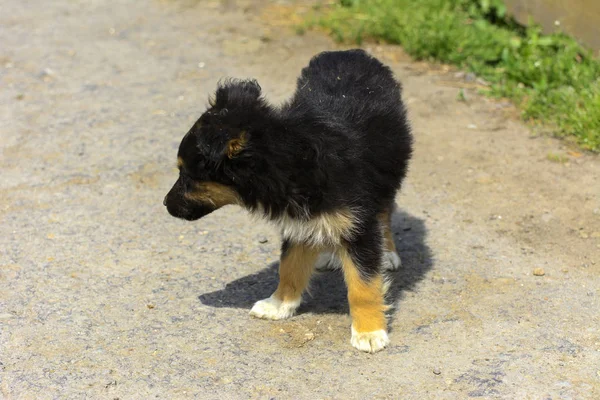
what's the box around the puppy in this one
[164,49,412,353]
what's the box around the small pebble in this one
[258,237,268,244]
[433,367,441,375]
[533,268,545,276]
[146,304,155,309]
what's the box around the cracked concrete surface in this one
[1,0,599,398]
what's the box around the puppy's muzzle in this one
[163,186,215,221]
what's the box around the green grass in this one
[546,152,569,163]
[310,0,600,151]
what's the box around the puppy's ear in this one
[212,79,262,110]
[225,131,248,159]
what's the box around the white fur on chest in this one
[275,209,357,246]
[250,204,360,246]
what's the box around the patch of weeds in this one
[546,152,569,163]
[457,89,467,102]
[310,0,600,152]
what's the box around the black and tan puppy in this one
[164,49,412,353]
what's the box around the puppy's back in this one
[290,50,402,122]
[282,50,412,206]
[299,49,397,91]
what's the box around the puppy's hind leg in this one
[250,239,319,320]
[340,225,390,353]
[314,250,342,271]
[379,209,402,271]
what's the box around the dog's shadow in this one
[198,209,433,319]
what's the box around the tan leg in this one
[380,211,396,253]
[250,242,319,320]
[378,210,402,270]
[339,249,389,353]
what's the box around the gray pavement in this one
[1,0,599,398]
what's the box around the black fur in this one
[165,49,412,279]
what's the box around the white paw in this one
[314,251,342,271]
[383,251,402,271]
[351,326,390,353]
[249,295,300,320]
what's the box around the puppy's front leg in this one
[250,240,319,320]
[340,230,389,353]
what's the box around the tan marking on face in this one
[378,209,396,253]
[226,131,247,159]
[273,244,320,303]
[177,157,184,169]
[184,182,240,208]
[339,249,387,333]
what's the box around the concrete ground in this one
[1,0,599,398]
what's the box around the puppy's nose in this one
[163,195,168,206]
